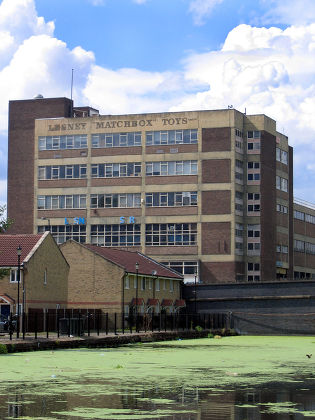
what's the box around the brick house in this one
[0,232,69,317]
[60,240,184,314]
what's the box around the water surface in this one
[1,336,315,419]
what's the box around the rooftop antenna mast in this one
[70,69,74,101]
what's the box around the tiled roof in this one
[83,244,183,280]
[0,234,43,267]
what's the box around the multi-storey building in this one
[7,96,315,283]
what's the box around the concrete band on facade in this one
[7,97,315,285]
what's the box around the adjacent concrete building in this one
[7,96,315,284]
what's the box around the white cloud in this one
[260,0,315,25]
[0,0,315,204]
[189,0,224,25]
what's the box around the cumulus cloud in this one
[1,0,315,203]
[189,0,224,25]
[260,0,315,25]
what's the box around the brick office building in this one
[7,96,315,283]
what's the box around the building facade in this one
[7,97,315,283]
[0,232,69,315]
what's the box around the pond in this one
[1,336,315,419]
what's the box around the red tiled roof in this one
[83,244,183,280]
[0,294,15,304]
[174,299,186,307]
[161,299,173,307]
[0,234,43,267]
[131,298,144,306]
[147,298,159,306]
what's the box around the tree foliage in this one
[0,205,14,279]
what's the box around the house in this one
[0,232,69,317]
[60,240,185,314]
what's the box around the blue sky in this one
[0,0,315,206]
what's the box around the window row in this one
[38,225,86,244]
[294,240,315,254]
[38,165,87,180]
[91,193,141,208]
[91,224,141,246]
[146,161,197,176]
[37,191,199,209]
[294,210,315,224]
[124,276,178,292]
[160,261,198,276]
[91,163,141,178]
[276,176,288,192]
[92,132,141,148]
[38,135,87,151]
[145,192,197,207]
[146,129,198,146]
[38,195,86,210]
[145,223,197,246]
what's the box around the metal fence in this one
[4,310,231,340]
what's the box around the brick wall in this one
[202,190,231,214]
[260,131,277,280]
[202,222,231,254]
[202,127,231,152]
[202,160,231,183]
[60,241,124,312]
[8,97,73,233]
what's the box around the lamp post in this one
[135,262,139,332]
[194,268,197,315]
[16,245,22,339]
[41,217,51,231]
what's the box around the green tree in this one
[0,205,14,279]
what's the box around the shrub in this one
[195,325,203,332]
[0,344,8,354]
[207,333,214,338]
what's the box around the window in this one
[305,214,315,224]
[161,261,198,276]
[248,243,260,250]
[248,204,260,212]
[38,225,86,244]
[276,176,288,192]
[124,276,130,289]
[247,131,261,139]
[141,278,146,290]
[277,244,288,254]
[90,193,141,208]
[91,224,141,247]
[92,132,142,148]
[248,263,260,271]
[146,161,197,176]
[170,280,174,292]
[155,278,160,291]
[235,223,243,237]
[294,210,305,220]
[248,173,260,181]
[146,129,198,146]
[247,162,260,169]
[91,162,141,178]
[44,269,47,285]
[276,148,288,165]
[248,225,260,238]
[277,204,288,214]
[38,135,87,150]
[38,165,87,180]
[10,269,18,283]
[37,195,86,210]
[146,223,197,246]
[145,191,197,207]
[248,193,260,201]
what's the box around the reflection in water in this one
[2,382,315,419]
